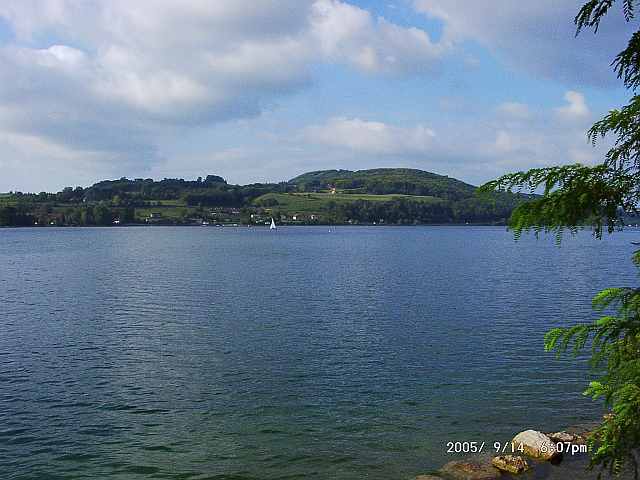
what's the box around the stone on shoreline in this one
[548,431,574,443]
[415,475,443,480]
[491,455,530,474]
[512,430,560,460]
[439,459,501,480]
[548,430,588,445]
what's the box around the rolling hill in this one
[288,168,476,200]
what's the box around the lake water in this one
[1,226,638,480]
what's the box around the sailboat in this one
[270,218,277,230]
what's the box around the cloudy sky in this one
[0,0,634,192]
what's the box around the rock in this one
[439,460,501,480]
[573,434,588,445]
[548,430,589,445]
[512,429,560,460]
[415,476,443,480]
[548,431,575,443]
[491,455,530,474]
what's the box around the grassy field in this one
[0,194,17,206]
[145,199,185,206]
[253,192,441,213]
[134,206,191,219]
[1,190,446,223]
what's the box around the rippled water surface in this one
[1,226,638,479]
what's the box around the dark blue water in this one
[1,226,637,480]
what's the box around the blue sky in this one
[0,0,634,192]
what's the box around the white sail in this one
[270,218,277,230]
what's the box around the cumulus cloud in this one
[555,90,590,121]
[311,0,445,73]
[305,117,435,155]
[440,91,603,181]
[413,0,634,86]
[0,0,449,123]
[0,1,315,127]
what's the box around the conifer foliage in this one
[481,1,640,476]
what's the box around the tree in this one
[120,207,135,224]
[481,1,640,476]
[80,207,94,226]
[93,203,113,226]
[0,206,32,226]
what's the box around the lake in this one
[1,226,637,479]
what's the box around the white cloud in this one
[311,0,445,73]
[413,0,634,86]
[37,45,87,67]
[305,117,435,155]
[439,92,603,181]
[555,90,590,121]
[0,1,448,121]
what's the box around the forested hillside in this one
[289,168,476,200]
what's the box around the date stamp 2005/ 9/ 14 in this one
[445,441,588,456]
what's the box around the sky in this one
[0,0,635,192]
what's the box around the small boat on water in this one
[270,218,277,230]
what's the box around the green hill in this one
[255,168,524,225]
[288,168,476,200]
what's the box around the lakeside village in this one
[31,204,640,229]
[145,186,341,226]
[26,206,322,227]
[143,206,322,227]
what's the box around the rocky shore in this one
[414,421,633,480]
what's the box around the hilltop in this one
[289,168,476,200]
[0,168,525,226]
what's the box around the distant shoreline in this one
[0,222,509,229]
